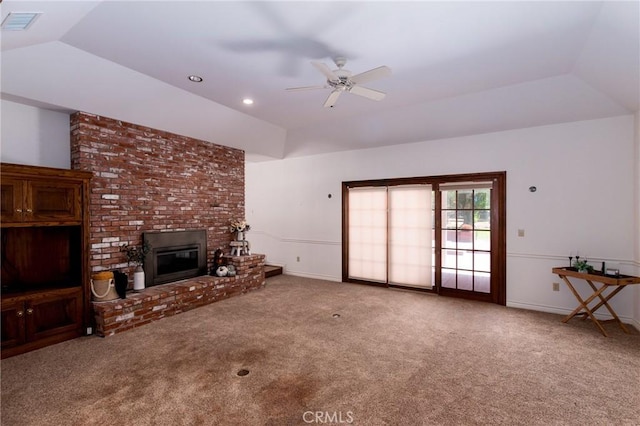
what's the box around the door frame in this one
[342,171,506,305]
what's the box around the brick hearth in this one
[92,254,264,337]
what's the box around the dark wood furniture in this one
[1,163,91,358]
[552,267,640,337]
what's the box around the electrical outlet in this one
[296,256,300,262]
[552,282,560,292]
[517,229,525,237]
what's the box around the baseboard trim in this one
[282,270,341,282]
[507,300,635,326]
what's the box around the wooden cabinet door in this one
[1,299,26,349]
[26,181,82,223]
[1,179,25,223]
[25,289,83,342]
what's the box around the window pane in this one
[442,268,456,288]
[442,190,456,209]
[442,210,460,229]
[458,270,473,290]
[474,230,490,251]
[442,230,457,249]
[457,249,473,271]
[441,249,458,268]
[474,189,490,209]
[474,210,490,229]
[457,190,473,209]
[474,251,491,272]
[474,272,491,293]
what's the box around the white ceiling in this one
[1,1,638,162]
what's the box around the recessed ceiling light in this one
[188,75,203,83]
[1,12,42,31]
[242,98,254,105]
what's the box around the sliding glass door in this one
[343,172,506,305]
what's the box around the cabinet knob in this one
[26,308,34,315]
[16,208,22,213]
[26,209,33,213]
[16,310,24,317]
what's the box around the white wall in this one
[247,115,640,325]
[635,112,640,326]
[1,100,71,169]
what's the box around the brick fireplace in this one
[70,112,265,336]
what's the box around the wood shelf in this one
[1,163,91,358]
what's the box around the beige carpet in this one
[2,275,639,425]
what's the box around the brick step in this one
[265,265,283,278]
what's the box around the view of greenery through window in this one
[440,188,491,292]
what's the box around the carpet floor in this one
[1,275,639,425]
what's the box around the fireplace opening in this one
[157,247,199,275]
[143,230,207,287]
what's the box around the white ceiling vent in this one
[1,12,42,31]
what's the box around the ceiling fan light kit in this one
[287,57,391,108]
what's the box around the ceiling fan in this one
[286,57,392,108]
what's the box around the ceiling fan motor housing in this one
[328,77,352,91]
[286,57,391,107]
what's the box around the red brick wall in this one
[70,112,245,280]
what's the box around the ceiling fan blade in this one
[350,66,392,84]
[286,85,327,92]
[312,61,339,81]
[324,90,342,108]
[349,85,386,101]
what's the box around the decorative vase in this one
[113,270,128,299]
[236,231,244,241]
[133,265,145,291]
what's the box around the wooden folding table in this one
[552,267,640,337]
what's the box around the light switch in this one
[518,229,525,237]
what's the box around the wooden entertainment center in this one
[1,163,92,358]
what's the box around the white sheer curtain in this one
[347,185,433,287]
[348,186,387,282]
[389,185,432,288]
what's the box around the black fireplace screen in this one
[143,230,207,286]
[157,247,199,275]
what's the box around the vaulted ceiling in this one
[1,1,638,161]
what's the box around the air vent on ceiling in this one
[1,12,42,31]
